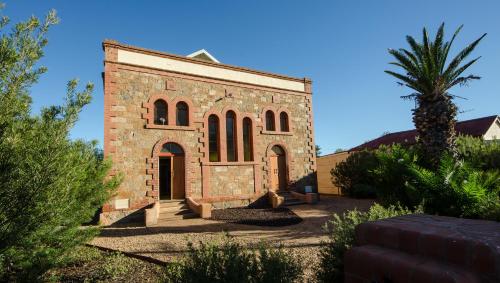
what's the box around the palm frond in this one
[447,75,481,88]
[400,93,419,100]
[433,23,446,72]
[443,33,486,79]
[447,56,481,82]
[406,35,423,63]
[388,49,420,77]
[441,25,463,73]
[422,27,436,78]
[384,70,420,91]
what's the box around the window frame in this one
[208,114,220,162]
[153,99,168,125]
[176,101,189,126]
[242,117,254,162]
[279,111,289,132]
[143,95,195,130]
[225,111,238,162]
[265,110,275,131]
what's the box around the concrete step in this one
[159,200,185,207]
[159,208,193,217]
[157,211,199,223]
[159,204,189,213]
[277,191,305,206]
[283,200,306,206]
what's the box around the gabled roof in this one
[349,115,499,151]
[186,49,220,63]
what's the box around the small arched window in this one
[176,102,189,126]
[154,100,168,125]
[226,111,237,162]
[280,112,289,132]
[265,110,275,131]
[243,117,253,161]
[208,115,220,162]
[161,142,184,156]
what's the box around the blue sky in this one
[5,0,500,155]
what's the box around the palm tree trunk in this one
[413,93,458,167]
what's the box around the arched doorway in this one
[158,142,185,200]
[269,145,287,191]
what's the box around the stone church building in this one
[100,40,316,223]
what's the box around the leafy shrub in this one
[331,150,378,198]
[256,244,303,283]
[371,144,422,208]
[165,237,302,283]
[408,154,500,220]
[42,246,166,282]
[316,204,418,283]
[0,7,120,281]
[457,136,500,170]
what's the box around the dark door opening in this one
[159,157,171,200]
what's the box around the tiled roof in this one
[350,115,499,151]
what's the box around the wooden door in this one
[270,156,279,191]
[278,155,287,191]
[171,156,185,199]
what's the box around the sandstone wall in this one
[102,42,316,217]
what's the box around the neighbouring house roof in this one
[350,115,500,151]
[186,49,220,63]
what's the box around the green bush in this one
[457,136,500,170]
[371,144,422,208]
[370,144,499,220]
[408,154,500,220]
[316,204,418,283]
[165,237,302,283]
[0,7,120,281]
[256,244,303,283]
[331,150,378,198]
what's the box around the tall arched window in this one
[265,110,275,131]
[280,112,289,132]
[208,115,220,162]
[176,102,189,126]
[226,111,237,162]
[154,100,168,125]
[243,117,253,161]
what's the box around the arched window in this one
[161,142,184,155]
[265,110,275,131]
[176,102,189,126]
[272,145,285,155]
[208,115,220,162]
[243,117,253,161]
[154,100,168,125]
[280,112,289,132]
[226,111,237,162]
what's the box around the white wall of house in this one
[484,118,500,140]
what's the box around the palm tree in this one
[385,24,486,167]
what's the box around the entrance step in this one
[159,204,189,213]
[154,200,199,225]
[277,191,306,206]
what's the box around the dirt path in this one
[91,196,373,277]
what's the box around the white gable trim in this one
[187,49,220,63]
[484,116,500,140]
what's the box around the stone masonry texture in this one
[101,41,316,223]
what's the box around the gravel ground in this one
[91,196,373,280]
